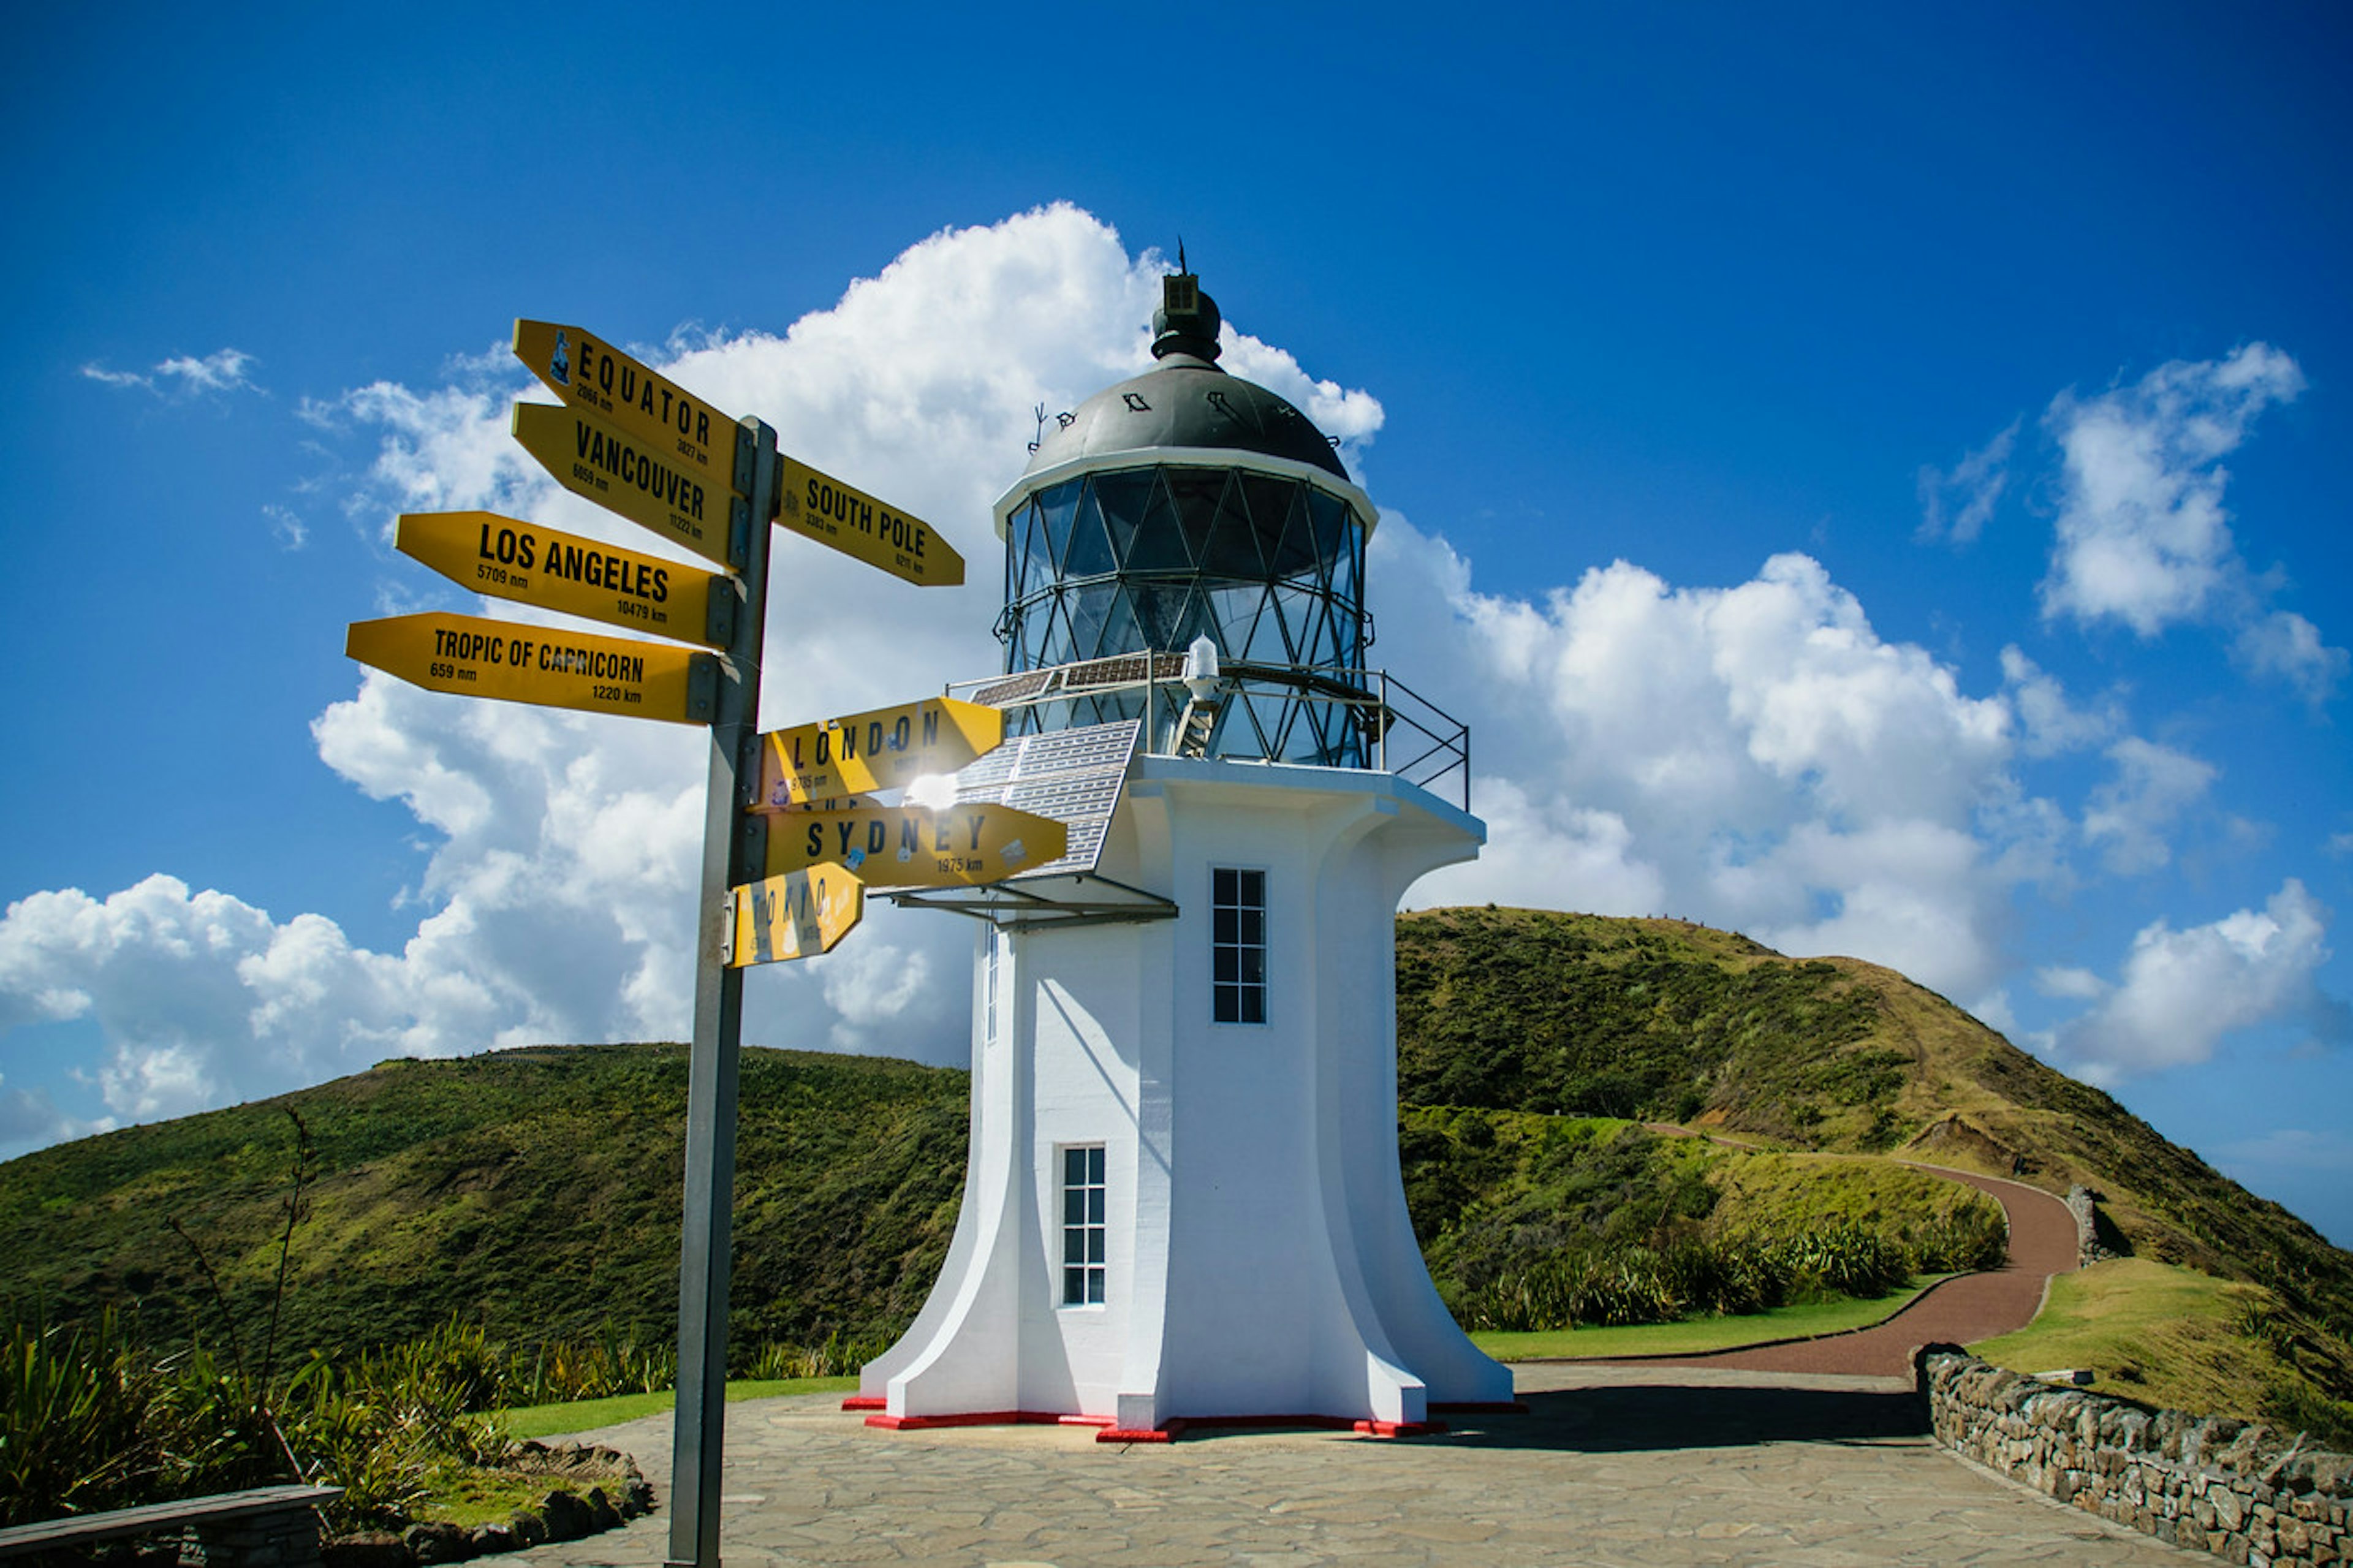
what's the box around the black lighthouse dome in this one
[990,267,1379,768]
[1025,275,1349,482]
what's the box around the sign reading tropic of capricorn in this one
[343,312,1007,1568]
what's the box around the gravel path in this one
[1602,1164,2082,1377]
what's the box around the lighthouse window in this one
[1061,1145,1107,1306]
[1211,867,1267,1024]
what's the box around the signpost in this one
[346,611,718,724]
[344,312,996,1568]
[754,695,1002,805]
[396,511,736,647]
[724,866,863,966]
[764,802,1067,888]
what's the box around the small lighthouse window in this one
[1211,868,1267,1024]
[1061,1145,1107,1306]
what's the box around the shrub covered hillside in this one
[1397,907,2353,1357]
[0,1045,966,1363]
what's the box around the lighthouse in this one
[851,270,1512,1438]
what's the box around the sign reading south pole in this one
[724,866,863,967]
[765,804,1067,888]
[754,696,1003,806]
[347,611,717,724]
[397,511,735,648]
[774,456,965,588]
[515,320,743,504]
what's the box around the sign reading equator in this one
[515,319,744,501]
[764,803,1066,888]
[346,611,717,724]
[513,401,737,570]
[396,510,735,648]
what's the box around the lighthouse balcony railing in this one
[952,654,1471,811]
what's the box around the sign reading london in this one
[513,401,734,570]
[765,804,1067,888]
[725,866,863,967]
[755,695,1002,806]
[515,320,743,503]
[347,612,716,724]
[397,511,734,647]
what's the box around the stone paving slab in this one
[512,1365,2202,1567]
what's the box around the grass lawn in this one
[1471,1275,1952,1361]
[495,1375,859,1441]
[1970,1258,2276,1422]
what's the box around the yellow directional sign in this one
[514,319,743,501]
[396,510,733,648]
[765,804,1067,888]
[346,612,717,725]
[754,696,1002,807]
[513,401,735,569]
[725,866,863,967]
[774,456,964,587]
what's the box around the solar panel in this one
[949,719,1142,879]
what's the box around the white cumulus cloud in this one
[2037,343,2341,700]
[2082,737,2217,876]
[2053,880,2338,1078]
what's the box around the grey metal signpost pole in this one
[668,417,778,1568]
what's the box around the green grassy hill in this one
[5,906,2348,1441]
[0,1045,967,1359]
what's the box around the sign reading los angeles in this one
[515,320,743,502]
[774,457,964,588]
[764,803,1066,888]
[396,511,734,648]
[512,401,734,570]
[347,612,716,724]
[754,695,1003,806]
[724,866,863,967]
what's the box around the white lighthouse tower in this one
[849,271,1513,1439]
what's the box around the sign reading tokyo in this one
[724,866,863,967]
[397,511,735,648]
[756,696,1002,805]
[346,611,717,724]
[775,455,964,588]
[513,401,735,570]
[514,320,742,502]
[765,804,1067,888]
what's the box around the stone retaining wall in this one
[1918,1347,2352,1566]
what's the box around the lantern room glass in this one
[999,463,1370,767]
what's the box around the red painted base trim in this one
[840,1396,885,1411]
[858,1406,1451,1442]
[863,1409,1116,1431]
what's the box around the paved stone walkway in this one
[515,1363,2197,1566]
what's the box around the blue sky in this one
[4,3,2349,1243]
